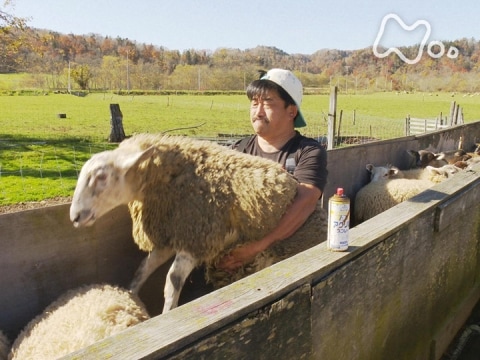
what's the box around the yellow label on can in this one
[328,198,350,251]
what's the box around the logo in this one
[373,13,459,65]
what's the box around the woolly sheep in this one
[70,134,327,313]
[366,163,461,183]
[8,284,149,360]
[354,178,432,224]
[0,330,9,360]
[355,165,458,224]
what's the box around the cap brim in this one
[294,109,307,128]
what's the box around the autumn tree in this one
[0,0,28,72]
[70,64,92,90]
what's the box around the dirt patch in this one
[0,197,72,215]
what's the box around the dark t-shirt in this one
[232,131,328,192]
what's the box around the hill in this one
[1,26,479,93]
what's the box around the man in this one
[218,68,328,271]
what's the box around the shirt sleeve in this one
[294,139,328,192]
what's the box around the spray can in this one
[327,187,350,251]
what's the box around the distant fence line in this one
[0,109,449,205]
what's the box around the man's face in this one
[249,90,296,137]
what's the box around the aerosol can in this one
[327,188,350,251]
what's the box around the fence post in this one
[449,101,456,126]
[109,104,126,143]
[405,114,410,136]
[338,110,343,140]
[327,86,337,150]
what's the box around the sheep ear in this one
[390,166,400,175]
[366,164,374,173]
[120,147,155,172]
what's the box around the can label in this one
[328,200,350,251]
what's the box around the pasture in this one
[1,90,480,206]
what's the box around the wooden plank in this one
[432,286,480,359]
[434,180,480,232]
[168,284,312,359]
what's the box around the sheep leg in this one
[163,251,197,313]
[130,247,175,294]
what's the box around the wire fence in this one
[0,113,409,206]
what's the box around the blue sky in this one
[10,0,479,54]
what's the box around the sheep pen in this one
[8,284,149,360]
[70,134,327,313]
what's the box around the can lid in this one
[336,188,344,196]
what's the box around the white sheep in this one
[366,163,461,183]
[0,331,9,360]
[70,134,327,313]
[8,284,149,360]
[355,164,459,224]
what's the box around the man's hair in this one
[246,79,296,108]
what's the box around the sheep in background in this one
[8,284,149,360]
[407,149,448,168]
[366,163,462,183]
[0,331,9,360]
[70,134,327,313]
[355,165,459,224]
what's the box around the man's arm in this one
[217,182,321,271]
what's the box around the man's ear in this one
[289,104,298,118]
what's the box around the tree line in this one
[1,6,479,93]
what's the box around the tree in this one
[70,64,92,90]
[0,0,28,72]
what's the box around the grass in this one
[1,90,480,206]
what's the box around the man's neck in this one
[257,130,296,152]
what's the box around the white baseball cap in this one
[261,68,306,127]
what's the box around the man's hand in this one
[217,242,262,272]
[217,183,321,272]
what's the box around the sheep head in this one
[366,164,400,182]
[70,146,155,227]
[407,149,446,168]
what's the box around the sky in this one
[9,0,480,55]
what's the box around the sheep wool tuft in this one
[9,284,149,360]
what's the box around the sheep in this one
[355,164,459,224]
[8,284,149,360]
[0,331,9,360]
[407,149,448,168]
[366,163,461,183]
[70,134,327,313]
[354,178,432,224]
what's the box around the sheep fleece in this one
[9,284,149,360]
[354,179,433,223]
[124,134,299,262]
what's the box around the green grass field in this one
[1,90,480,206]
